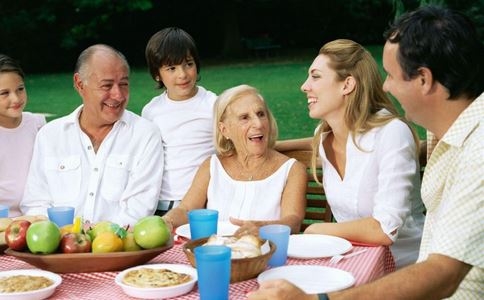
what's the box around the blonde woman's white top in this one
[207,154,296,221]
[320,117,425,268]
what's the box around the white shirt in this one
[320,117,425,268]
[207,154,296,221]
[142,86,216,201]
[20,106,164,226]
[0,112,45,217]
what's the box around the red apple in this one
[60,232,92,253]
[5,220,31,251]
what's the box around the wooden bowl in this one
[4,237,173,273]
[183,237,276,283]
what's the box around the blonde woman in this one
[278,39,425,268]
[163,85,307,235]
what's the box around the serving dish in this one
[258,265,355,293]
[287,234,352,259]
[4,237,173,273]
[115,263,197,299]
[183,236,275,282]
[0,269,62,300]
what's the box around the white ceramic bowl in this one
[0,269,62,300]
[115,264,197,299]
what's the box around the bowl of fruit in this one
[4,216,173,273]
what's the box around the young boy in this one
[142,27,217,215]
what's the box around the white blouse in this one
[320,118,425,268]
[207,155,296,221]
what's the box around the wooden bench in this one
[279,150,332,232]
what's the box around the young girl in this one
[0,54,45,217]
[142,27,217,215]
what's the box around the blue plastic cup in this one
[195,245,231,300]
[47,206,75,228]
[259,224,290,267]
[0,205,9,217]
[188,209,218,239]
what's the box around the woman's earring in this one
[155,76,160,81]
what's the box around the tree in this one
[0,0,153,72]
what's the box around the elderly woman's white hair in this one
[213,84,278,156]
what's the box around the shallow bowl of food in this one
[0,269,62,300]
[183,235,276,282]
[115,263,197,299]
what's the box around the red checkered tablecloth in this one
[0,242,395,299]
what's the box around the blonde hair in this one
[214,84,278,156]
[310,39,418,180]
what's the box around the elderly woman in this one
[162,84,307,234]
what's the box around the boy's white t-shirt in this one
[142,86,217,201]
[0,112,46,217]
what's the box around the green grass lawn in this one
[24,46,425,140]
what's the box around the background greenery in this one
[24,45,425,140]
[1,0,482,73]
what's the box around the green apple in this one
[123,231,142,252]
[133,216,170,249]
[26,220,61,254]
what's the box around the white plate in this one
[257,265,355,293]
[288,234,352,259]
[0,269,62,300]
[115,263,197,299]
[175,221,240,239]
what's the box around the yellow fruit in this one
[123,232,142,252]
[72,216,82,233]
[59,217,83,236]
[92,232,123,253]
[60,224,74,236]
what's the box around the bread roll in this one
[204,234,262,259]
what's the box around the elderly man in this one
[248,5,483,300]
[21,44,164,226]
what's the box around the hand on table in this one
[247,279,316,300]
[230,217,259,236]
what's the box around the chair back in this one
[278,149,332,232]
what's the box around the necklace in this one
[236,155,268,181]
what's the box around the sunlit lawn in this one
[24,45,424,140]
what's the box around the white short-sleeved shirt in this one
[207,155,296,221]
[320,117,425,268]
[142,86,216,201]
[0,112,45,217]
[419,93,484,299]
[20,106,164,226]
